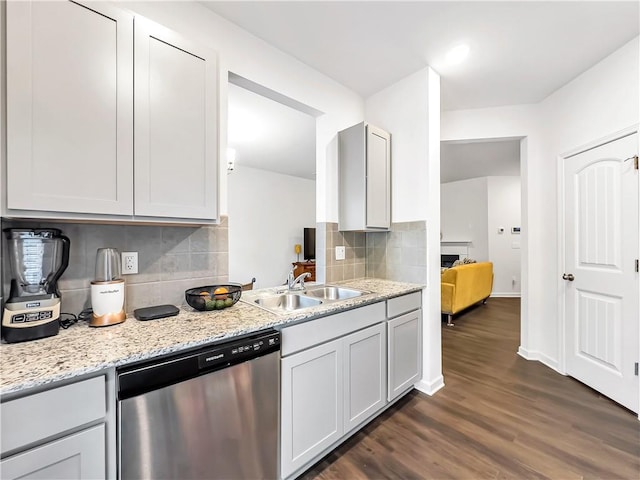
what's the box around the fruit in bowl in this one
[185,284,242,311]
[213,287,229,300]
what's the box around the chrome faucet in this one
[287,270,311,291]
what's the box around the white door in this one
[343,323,386,434]
[387,309,422,401]
[134,17,218,220]
[564,132,639,413]
[280,339,343,479]
[6,1,133,215]
[0,425,105,480]
[365,124,391,229]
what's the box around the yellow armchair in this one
[441,262,493,326]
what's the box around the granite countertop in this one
[0,278,423,396]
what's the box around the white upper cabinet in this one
[5,2,219,223]
[134,18,218,220]
[338,122,391,231]
[6,1,134,215]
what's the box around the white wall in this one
[228,166,315,289]
[365,67,444,394]
[441,36,639,370]
[365,69,430,222]
[487,176,521,296]
[533,35,639,367]
[441,177,489,261]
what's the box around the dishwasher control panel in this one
[197,330,280,371]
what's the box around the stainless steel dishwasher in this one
[117,329,280,480]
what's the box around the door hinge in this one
[635,362,639,376]
[636,259,639,273]
[625,155,639,169]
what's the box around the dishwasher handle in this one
[197,330,280,371]
[118,329,280,400]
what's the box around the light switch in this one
[335,246,346,260]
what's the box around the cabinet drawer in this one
[1,376,106,454]
[280,302,386,356]
[386,291,421,318]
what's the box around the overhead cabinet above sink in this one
[5,1,218,223]
[338,122,391,231]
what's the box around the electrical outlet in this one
[335,246,346,261]
[122,252,138,275]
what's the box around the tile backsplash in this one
[367,221,427,285]
[320,220,426,285]
[321,222,366,283]
[1,217,424,317]
[1,218,229,314]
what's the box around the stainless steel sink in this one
[255,293,323,312]
[304,286,366,301]
[247,285,369,315]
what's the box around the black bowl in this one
[185,284,242,311]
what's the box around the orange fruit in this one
[213,286,229,300]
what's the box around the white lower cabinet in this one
[343,323,386,433]
[280,322,386,479]
[388,309,422,402]
[0,425,105,480]
[281,339,344,478]
[0,374,113,480]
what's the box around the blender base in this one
[1,320,60,343]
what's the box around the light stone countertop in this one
[0,278,423,397]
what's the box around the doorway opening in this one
[226,73,322,289]
[439,137,524,331]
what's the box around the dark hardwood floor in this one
[301,298,640,479]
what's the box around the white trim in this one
[517,346,533,360]
[560,125,639,159]
[518,347,562,373]
[491,292,521,298]
[414,376,445,396]
[556,146,567,374]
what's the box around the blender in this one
[2,228,70,343]
[90,247,126,327]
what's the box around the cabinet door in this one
[343,323,386,434]
[0,424,105,480]
[388,309,422,401]
[6,1,134,215]
[134,17,218,220]
[281,339,343,479]
[365,124,391,229]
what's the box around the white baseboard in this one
[517,346,533,359]
[518,346,561,373]
[414,375,445,396]
[491,292,521,298]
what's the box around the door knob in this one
[562,273,575,281]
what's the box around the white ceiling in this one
[441,139,521,183]
[228,82,316,179]
[204,1,639,111]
